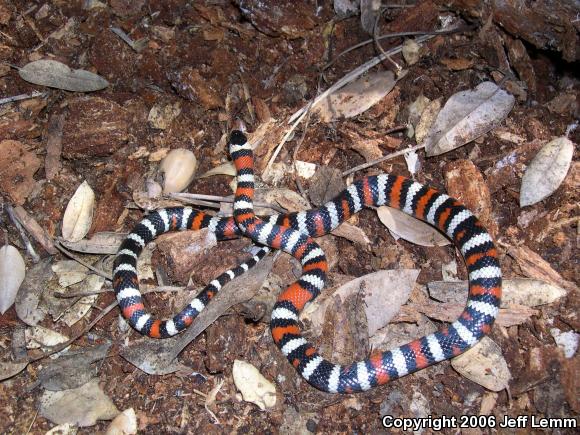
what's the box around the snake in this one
[113,130,502,393]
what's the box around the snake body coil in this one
[113,130,501,393]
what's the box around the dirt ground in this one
[0,0,578,433]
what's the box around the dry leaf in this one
[508,245,578,292]
[19,59,109,92]
[331,222,370,245]
[0,359,28,381]
[423,82,515,156]
[39,342,111,391]
[199,162,236,178]
[120,336,191,375]
[39,380,119,427]
[62,181,95,243]
[105,408,137,435]
[294,160,317,179]
[160,149,197,194]
[303,269,419,337]
[59,232,126,254]
[232,360,277,410]
[520,137,574,206]
[0,140,41,205]
[428,278,567,307]
[0,245,26,314]
[313,71,397,122]
[451,337,511,391]
[377,207,450,246]
[26,325,69,350]
[15,257,52,326]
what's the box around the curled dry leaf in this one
[199,162,236,178]
[52,260,89,287]
[39,379,119,427]
[160,149,198,194]
[520,137,574,206]
[331,222,370,245]
[105,408,137,435]
[232,360,277,411]
[0,245,26,314]
[19,59,109,92]
[423,82,515,156]
[451,337,511,391]
[377,206,450,247]
[62,181,95,243]
[313,71,397,122]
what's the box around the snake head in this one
[228,130,248,156]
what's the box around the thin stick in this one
[324,27,471,70]
[373,7,402,72]
[5,203,40,263]
[54,240,112,280]
[289,33,436,124]
[0,91,45,105]
[263,100,314,178]
[25,299,118,363]
[342,143,425,177]
[167,193,286,214]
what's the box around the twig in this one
[289,33,436,125]
[373,7,402,72]
[0,91,46,105]
[25,299,119,363]
[263,99,314,179]
[167,193,286,214]
[342,143,425,176]
[56,284,198,298]
[324,27,472,70]
[5,203,40,263]
[54,240,112,280]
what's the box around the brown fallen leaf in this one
[313,71,397,122]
